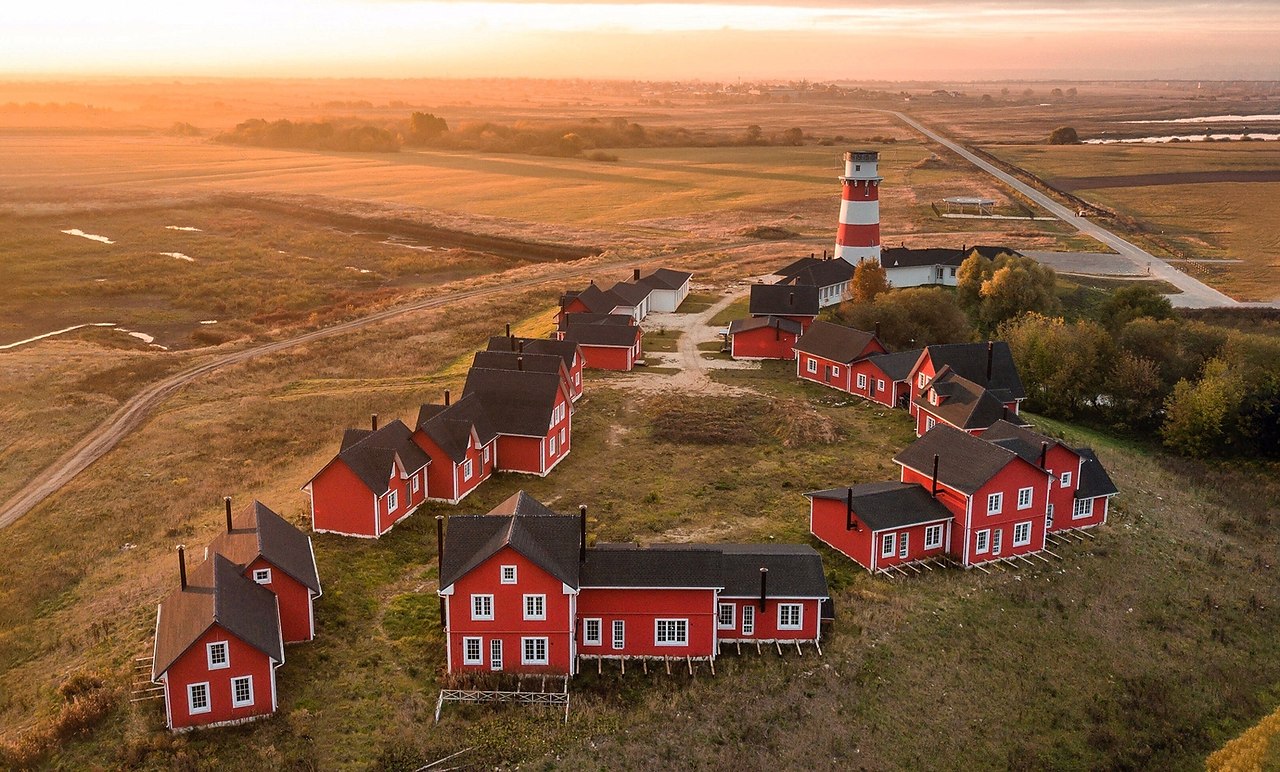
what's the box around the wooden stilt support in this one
[776,640,784,657]
[974,562,992,574]
[664,656,671,675]
[709,657,715,676]
[1044,549,1063,560]
[620,657,625,675]
[1078,529,1095,539]
[643,659,648,674]
[1031,551,1051,564]
[814,640,823,656]
[795,640,803,656]
[755,640,762,656]
[597,656,602,675]
[735,641,741,656]
[686,656,693,675]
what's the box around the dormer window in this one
[929,389,939,405]
[501,565,517,584]
[252,568,271,584]
[207,641,229,670]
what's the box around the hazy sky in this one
[5,0,1280,80]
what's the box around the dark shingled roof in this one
[914,368,1014,431]
[580,544,724,589]
[806,481,954,531]
[894,424,1045,495]
[920,341,1026,402]
[560,321,642,348]
[472,350,566,378]
[206,501,321,594]
[716,544,829,599]
[558,312,636,332]
[981,420,1069,466]
[749,284,820,317]
[1075,448,1119,500]
[606,281,653,306]
[153,554,283,678]
[487,336,582,369]
[775,258,854,289]
[440,513,582,589]
[881,245,1021,269]
[867,349,923,382]
[416,393,497,463]
[637,268,693,291]
[793,320,881,363]
[727,315,803,335]
[487,490,561,517]
[562,283,628,314]
[462,367,564,438]
[334,419,431,496]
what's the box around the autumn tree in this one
[1101,284,1175,331]
[830,287,974,350]
[850,259,889,303]
[999,313,1111,417]
[957,251,1059,331]
[1161,359,1244,457]
[407,111,448,143]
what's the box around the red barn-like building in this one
[912,367,1025,437]
[793,321,887,394]
[462,364,573,476]
[807,482,954,573]
[727,315,803,360]
[857,349,922,408]
[559,315,644,371]
[414,392,498,505]
[907,341,1025,420]
[487,336,586,402]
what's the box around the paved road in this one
[888,111,1242,309]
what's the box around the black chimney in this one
[436,516,446,626]
[986,341,994,383]
[759,567,769,610]
[846,487,857,531]
[633,268,641,281]
[517,355,523,371]
[788,291,795,307]
[579,505,588,563]
[177,545,188,590]
[1002,405,1009,422]
[1039,442,1049,470]
[517,339,524,355]
[874,321,881,338]
[506,322,511,337]
[443,389,450,406]
[224,496,233,532]
[931,454,940,498]
[371,413,378,431]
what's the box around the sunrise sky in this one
[6,0,1280,81]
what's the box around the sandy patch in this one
[0,322,115,351]
[345,266,373,274]
[165,225,202,231]
[61,229,114,244]
[160,252,194,262]
[199,320,218,325]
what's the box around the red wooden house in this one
[487,335,586,402]
[205,499,322,644]
[304,417,431,538]
[793,321,887,394]
[462,364,573,476]
[726,315,803,360]
[911,366,1026,437]
[152,551,284,731]
[558,282,640,324]
[559,315,644,371]
[471,350,573,408]
[908,341,1025,421]
[893,424,1052,567]
[414,391,498,505]
[806,482,955,573]
[748,284,820,331]
[857,349,922,408]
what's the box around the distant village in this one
[147,151,1116,731]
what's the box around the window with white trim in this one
[207,641,229,670]
[878,379,886,392]
[411,476,420,494]
[655,619,688,646]
[612,620,625,650]
[717,603,735,630]
[387,489,398,513]
[1047,503,1055,528]
[987,492,1003,515]
[462,459,473,481]
[975,529,990,554]
[471,594,493,620]
[1017,487,1033,510]
[1073,498,1094,519]
[806,358,818,374]
[188,682,210,714]
[829,365,841,379]
[918,372,929,388]
[500,565,517,584]
[231,675,254,708]
[252,568,271,584]
[583,619,602,646]
[521,637,549,665]
[857,373,867,390]
[483,445,490,464]
[463,637,483,665]
[924,523,943,550]
[741,605,755,636]
[490,639,503,671]
[992,528,1003,555]
[574,372,581,386]
[881,532,896,558]
[925,416,936,431]
[1061,471,1072,488]
[778,603,803,630]
[1013,521,1032,547]
[523,594,546,621]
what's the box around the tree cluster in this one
[956,251,1060,332]
[215,118,399,152]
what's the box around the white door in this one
[742,605,755,636]
[992,529,1003,556]
[899,533,909,559]
[490,639,503,671]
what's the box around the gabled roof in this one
[893,424,1046,495]
[561,320,643,348]
[793,320,881,364]
[866,349,923,382]
[472,350,566,378]
[440,512,582,589]
[920,341,1025,402]
[563,283,628,314]
[774,256,823,278]
[153,554,283,678]
[487,336,582,369]
[775,259,854,290]
[637,268,693,291]
[807,481,955,531]
[727,315,803,336]
[981,420,1075,467]
[880,245,1021,269]
[580,544,724,589]
[416,393,497,463]
[606,281,653,306]
[206,501,321,594]
[1075,448,1119,500]
[716,544,829,599]
[749,284,820,317]
[332,419,431,496]
[487,490,562,517]
[558,312,636,332]
[914,368,1015,431]
[463,367,564,438]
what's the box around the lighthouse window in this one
[855,164,861,171]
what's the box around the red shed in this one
[793,321,887,394]
[559,316,643,371]
[856,349,922,408]
[712,545,829,645]
[152,552,284,731]
[414,392,498,505]
[727,315,803,360]
[807,482,953,573]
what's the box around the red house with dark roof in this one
[205,499,322,644]
[462,363,573,475]
[912,367,1027,437]
[471,350,573,409]
[807,482,954,573]
[558,314,644,371]
[856,349,922,408]
[152,552,284,731]
[793,321,887,394]
[487,335,586,402]
[908,341,1025,418]
[414,391,498,505]
[304,417,431,538]
[727,315,803,360]
[748,284,820,331]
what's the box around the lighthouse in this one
[834,151,882,265]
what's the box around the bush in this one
[1048,126,1080,145]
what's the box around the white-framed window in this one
[987,492,1003,515]
[878,379,886,392]
[252,568,271,584]
[1017,487,1034,510]
[918,372,929,389]
[231,675,254,708]
[806,357,818,374]
[490,639,503,671]
[574,371,581,386]
[463,637,483,665]
[549,435,557,455]
[924,524,943,550]
[462,459,473,481]
[830,365,841,378]
[655,619,688,646]
[1047,503,1055,528]
[612,620,625,650]
[521,637,549,665]
[1073,498,1094,519]
[741,605,755,636]
[483,445,490,464]
[387,489,398,513]
[500,565,517,584]
[523,594,546,621]
[1061,471,1072,488]
[899,533,909,559]
[992,528,1003,555]
[857,373,867,390]
[471,594,493,621]
[206,641,229,670]
[411,476,420,494]
[925,416,936,431]
[929,389,939,405]
[583,619,602,646]
[975,529,990,554]
[778,603,803,630]
[1013,521,1032,547]
[717,603,736,630]
[187,682,211,715]
[881,532,896,558]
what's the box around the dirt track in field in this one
[1051,170,1280,191]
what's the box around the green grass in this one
[709,296,751,327]
[673,292,718,313]
[642,328,681,353]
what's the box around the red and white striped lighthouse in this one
[835,150,882,264]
